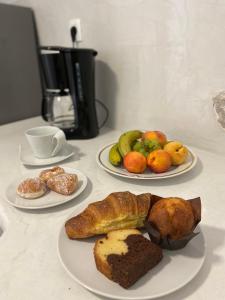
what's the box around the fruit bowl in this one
[97,142,197,180]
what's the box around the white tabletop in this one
[0,117,225,300]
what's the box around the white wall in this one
[5,0,225,153]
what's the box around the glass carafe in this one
[43,89,76,130]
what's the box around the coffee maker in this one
[40,46,99,139]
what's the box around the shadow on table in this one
[89,224,225,300]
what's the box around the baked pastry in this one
[94,229,163,288]
[39,166,65,183]
[148,197,196,240]
[65,191,152,239]
[47,173,78,195]
[145,196,201,249]
[17,178,47,199]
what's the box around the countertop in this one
[0,117,225,300]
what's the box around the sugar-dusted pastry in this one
[65,192,152,239]
[39,166,65,183]
[47,173,78,195]
[17,178,47,199]
[94,229,163,288]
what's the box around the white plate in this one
[19,143,75,166]
[5,167,87,209]
[58,201,206,300]
[97,143,197,179]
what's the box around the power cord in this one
[70,26,77,48]
[95,99,109,129]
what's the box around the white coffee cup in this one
[25,126,66,158]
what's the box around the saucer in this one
[19,143,75,166]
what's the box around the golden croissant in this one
[65,191,152,239]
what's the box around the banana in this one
[118,130,143,157]
[109,143,122,166]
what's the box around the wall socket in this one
[69,18,82,42]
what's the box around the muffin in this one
[145,196,201,250]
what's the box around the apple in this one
[143,131,167,146]
[147,149,172,173]
[123,151,147,173]
[164,141,188,166]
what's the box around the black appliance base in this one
[63,128,99,139]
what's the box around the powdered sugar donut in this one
[17,178,47,199]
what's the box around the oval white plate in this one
[19,143,75,166]
[58,201,206,300]
[97,143,197,179]
[5,167,87,209]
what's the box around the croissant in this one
[65,191,152,239]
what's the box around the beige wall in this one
[5,0,225,152]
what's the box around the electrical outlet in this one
[69,18,82,42]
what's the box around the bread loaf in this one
[94,229,163,288]
[65,191,151,239]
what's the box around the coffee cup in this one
[25,126,66,158]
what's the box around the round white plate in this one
[5,167,87,209]
[58,202,206,300]
[19,143,75,166]
[97,143,197,179]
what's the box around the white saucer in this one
[5,167,87,209]
[19,143,75,166]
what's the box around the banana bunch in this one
[109,130,143,166]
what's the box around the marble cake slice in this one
[94,229,163,288]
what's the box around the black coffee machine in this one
[40,46,99,139]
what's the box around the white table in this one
[0,117,225,300]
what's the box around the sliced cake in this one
[94,229,163,288]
